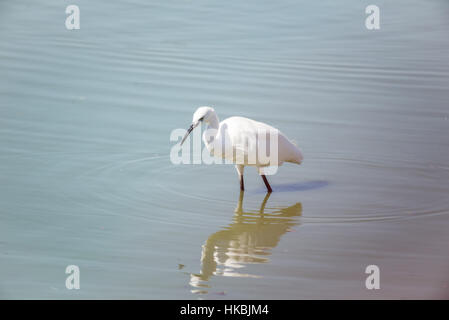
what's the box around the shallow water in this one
[1,0,449,299]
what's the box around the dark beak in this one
[180,124,194,146]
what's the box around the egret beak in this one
[180,121,199,146]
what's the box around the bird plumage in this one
[206,116,303,167]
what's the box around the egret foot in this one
[261,175,272,193]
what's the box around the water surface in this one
[1,0,449,299]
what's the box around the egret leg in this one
[235,165,245,191]
[261,175,272,193]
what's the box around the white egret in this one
[180,106,303,192]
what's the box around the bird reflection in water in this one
[189,192,302,294]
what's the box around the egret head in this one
[181,106,216,145]
[192,106,215,124]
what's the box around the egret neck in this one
[202,111,219,150]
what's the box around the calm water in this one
[1,0,449,299]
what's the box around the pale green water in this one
[1,0,449,299]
